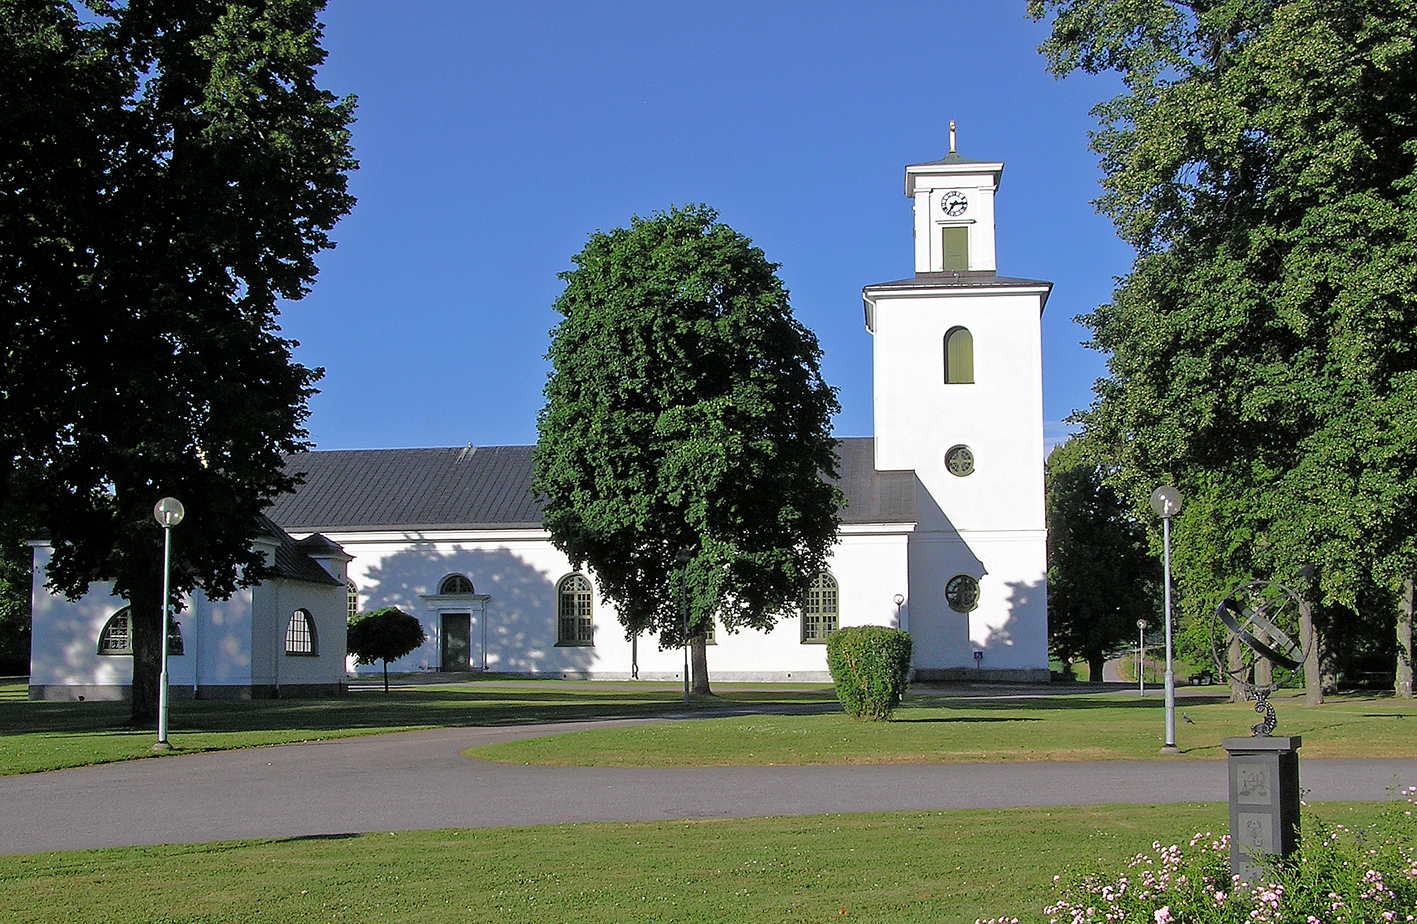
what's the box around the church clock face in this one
[945,445,975,477]
[940,190,968,217]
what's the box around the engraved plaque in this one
[1239,812,1273,852]
[1236,763,1272,804]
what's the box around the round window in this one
[945,574,980,613]
[945,445,975,477]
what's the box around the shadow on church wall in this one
[356,543,594,675]
[978,575,1047,663]
[908,474,1048,680]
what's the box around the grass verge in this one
[0,802,1396,924]
[468,689,1417,766]
[5,682,1415,777]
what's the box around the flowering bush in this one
[979,787,1417,924]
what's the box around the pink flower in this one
[1154,907,1173,924]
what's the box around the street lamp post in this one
[1137,619,1147,697]
[153,497,185,751]
[1150,485,1183,755]
[676,547,692,706]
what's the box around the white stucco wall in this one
[335,524,912,682]
[29,542,348,700]
[30,544,196,699]
[871,289,1045,531]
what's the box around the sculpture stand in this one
[1223,735,1301,884]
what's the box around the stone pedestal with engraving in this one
[1223,735,1301,884]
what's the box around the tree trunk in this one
[1254,656,1272,691]
[1227,634,1245,704]
[383,659,390,694]
[1087,652,1105,684]
[690,634,711,696]
[127,581,163,726]
[1319,623,1339,695]
[1301,594,1323,706]
[1397,576,1414,700]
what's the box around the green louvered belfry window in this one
[942,226,969,271]
[945,326,974,384]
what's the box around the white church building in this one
[28,145,1051,699]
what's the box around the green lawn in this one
[0,801,1396,924]
[469,689,1417,766]
[0,680,834,776]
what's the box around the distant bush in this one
[826,626,912,720]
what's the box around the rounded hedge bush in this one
[825,625,912,720]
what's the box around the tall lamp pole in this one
[153,497,185,751]
[676,547,692,706]
[1136,619,1147,697]
[1150,485,1183,755]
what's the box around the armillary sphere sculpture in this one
[1212,581,1310,737]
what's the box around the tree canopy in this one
[1045,436,1161,681]
[1029,0,1417,692]
[348,607,425,693]
[532,205,842,692]
[1,0,356,719]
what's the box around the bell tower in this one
[907,121,1003,274]
[862,127,1051,681]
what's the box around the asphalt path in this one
[1,714,1413,856]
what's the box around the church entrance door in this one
[441,613,471,671]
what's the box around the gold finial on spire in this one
[949,120,957,154]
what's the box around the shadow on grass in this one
[893,715,1043,724]
[272,833,364,845]
[903,694,1234,712]
[0,684,842,738]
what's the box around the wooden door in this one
[441,613,471,671]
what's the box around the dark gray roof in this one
[833,437,916,524]
[865,270,1053,293]
[907,152,1000,168]
[294,533,345,556]
[268,438,915,533]
[255,516,344,586]
[269,445,542,532]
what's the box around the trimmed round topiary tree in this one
[347,607,426,693]
[825,626,912,720]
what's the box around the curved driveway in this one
[1,716,1413,856]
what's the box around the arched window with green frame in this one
[944,326,974,384]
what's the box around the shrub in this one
[825,626,912,720]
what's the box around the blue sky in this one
[283,1,1132,451]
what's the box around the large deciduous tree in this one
[0,537,32,675]
[1029,0,1417,697]
[533,205,842,694]
[1,0,356,720]
[1046,436,1161,682]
